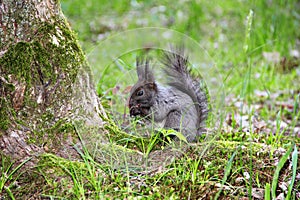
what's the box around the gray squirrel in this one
[128,47,209,142]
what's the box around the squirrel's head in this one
[128,57,157,117]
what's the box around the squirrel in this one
[128,47,209,142]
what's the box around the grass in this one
[1,0,300,199]
[0,155,31,199]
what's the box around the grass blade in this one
[286,145,298,200]
[243,9,254,53]
[214,150,237,200]
[0,156,31,196]
[271,143,294,199]
[5,186,15,200]
[265,183,271,200]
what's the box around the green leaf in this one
[265,183,271,200]
[214,150,237,200]
[162,129,187,143]
[286,145,298,200]
[271,143,294,199]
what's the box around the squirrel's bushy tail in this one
[161,47,209,130]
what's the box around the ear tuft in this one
[136,56,155,83]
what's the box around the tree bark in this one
[0,0,108,163]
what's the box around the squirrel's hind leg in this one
[164,110,181,131]
[164,111,185,141]
[164,110,198,142]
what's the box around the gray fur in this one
[128,48,209,142]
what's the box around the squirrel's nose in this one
[128,98,135,108]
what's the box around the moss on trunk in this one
[1,23,81,132]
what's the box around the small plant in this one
[263,143,298,199]
[0,155,31,199]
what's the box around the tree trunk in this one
[0,0,183,172]
[0,0,108,163]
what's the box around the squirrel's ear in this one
[144,59,155,83]
[136,56,155,83]
[136,57,144,81]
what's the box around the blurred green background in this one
[61,0,300,119]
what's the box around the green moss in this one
[0,20,84,146]
[0,99,9,131]
[0,21,81,87]
[47,119,76,141]
[27,118,76,150]
[1,42,33,85]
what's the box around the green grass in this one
[2,0,300,199]
[0,155,31,199]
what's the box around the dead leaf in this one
[112,85,120,95]
[253,120,267,131]
[280,56,300,72]
[254,90,269,98]
[276,193,284,200]
[252,188,264,199]
[275,101,294,110]
[263,51,280,63]
[290,49,300,58]
[122,85,132,94]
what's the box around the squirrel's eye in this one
[137,90,144,96]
